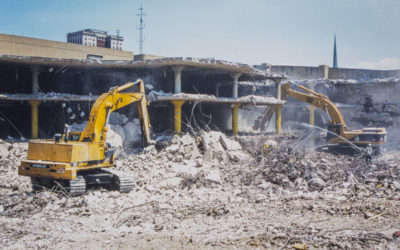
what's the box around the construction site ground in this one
[1,132,400,249]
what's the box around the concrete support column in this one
[31,67,40,94]
[274,78,282,133]
[318,65,329,79]
[307,106,317,126]
[232,104,240,136]
[29,100,41,139]
[171,100,185,134]
[231,73,241,98]
[172,66,184,93]
[275,105,282,134]
[215,83,221,97]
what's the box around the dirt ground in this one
[1,132,400,249]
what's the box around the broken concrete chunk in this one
[195,158,203,168]
[143,145,157,154]
[201,131,226,152]
[308,177,326,191]
[391,181,400,191]
[174,154,184,162]
[0,146,8,159]
[158,177,183,189]
[166,144,180,154]
[258,181,272,190]
[178,145,185,155]
[219,135,242,151]
[204,169,222,184]
[181,134,195,146]
[203,149,213,161]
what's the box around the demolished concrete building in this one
[1,33,400,148]
[0,50,285,139]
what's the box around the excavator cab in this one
[67,132,81,142]
[327,124,344,140]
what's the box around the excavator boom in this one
[79,79,151,145]
[282,82,347,130]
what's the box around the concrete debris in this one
[1,133,400,248]
[147,89,166,101]
[0,55,282,79]
[292,77,400,86]
[0,92,97,101]
[308,177,326,191]
[147,90,284,105]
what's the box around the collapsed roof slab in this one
[0,93,96,102]
[0,92,285,106]
[0,55,284,81]
[149,93,285,135]
[0,55,286,138]
[150,93,285,106]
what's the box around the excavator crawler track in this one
[68,175,86,196]
[31,177,43,191]
[103,169,134,193]
[114,175,135,193]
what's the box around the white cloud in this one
[355,57,400,70]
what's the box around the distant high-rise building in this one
[333,34,338,68]
[67,29,123,50]
[106,35,124,50]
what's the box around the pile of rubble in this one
[1,131,400,249]
[233,141,400,199]
[113,131,249,190]
[0,140,29,193]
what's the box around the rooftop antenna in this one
[137,1,146,54]
[333,33,338,68]
[116,30,120,50]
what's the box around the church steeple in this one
[333,34,338,68]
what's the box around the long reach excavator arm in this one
[281,82,386,150]
[281,82,348,132]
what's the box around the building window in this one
[87,54,103,59]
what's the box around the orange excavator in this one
[281,82,386,152]
[19,79,151,195]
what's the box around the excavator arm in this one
[281,82,348,132]
[79,79,151,145]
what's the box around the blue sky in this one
[0,0,399,69]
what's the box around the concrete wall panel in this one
[271,65,400,80]
[0,34,133,60]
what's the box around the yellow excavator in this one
[281,82,386,153]
[19,79,151,195]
